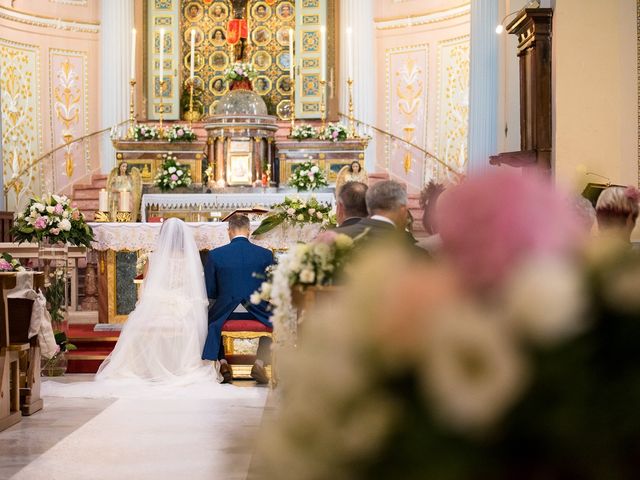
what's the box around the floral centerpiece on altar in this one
[252,196,336,236]
[290,124,318,141]
[167,124,197,143]
[0,253,25,272]
[224,62,257,90]
[319,122,348,142]
[11,194,94,247]
[154,153,192,191]
[288,161,329,192]
[132,124,160,141]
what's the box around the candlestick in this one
[128,78,137,138]
[288,28,294,81]
[159,28,165,81]
[131,28,137,81]
[159,80,166,132]
[320,25,326,83]
[347,78,356,138]
[346,26,353,81]
[187,77,195,128]
[290,60,296,133]
[119,190,131,213]
[189,28,195,80]
[320,79,327,129]
[98,189,108,212]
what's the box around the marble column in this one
[100,0,134,174]
[339,0,376,171]
[468,0,500,174]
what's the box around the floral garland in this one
[167,124,197,143]
[154,154,192,191]
[132,124,160,141]
[288,161,329,191]
[290,124,318,141]
[11,195,94,247]
[224,62,258,82]
[252,196,336,236]
[319,122,348,142]
[0,253,25,272]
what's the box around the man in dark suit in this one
[333,181,368,231]
[202,214,274,384]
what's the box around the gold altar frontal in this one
[275,138,369,185]
[112,140,207,186]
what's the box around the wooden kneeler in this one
[0,273,21,432]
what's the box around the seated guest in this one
[595,186,640,243]
[202,214,274,384]
[337,180,416,245]
[333,181,368,230]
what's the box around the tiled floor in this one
[0,375,268,480]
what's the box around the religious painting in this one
[253,75,272,95]
[209,75,228,96]
[183,75,204,90]
[276,26,290,46]
[210,27,227,45]
[276,75,292,95]
[209,2,228,21]
[252,26,271,46]
[252,50,272,71]
[276,51,291,71]
[251,1,272,21]
[183,51,205,72]
[183,26,205,46]
[276,100,291,120]
[276,2,294,21]
[184,1,204,21]
[209,51,229,69]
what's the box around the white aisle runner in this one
[10,393,268,480]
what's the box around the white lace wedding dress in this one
[42,219,255,400]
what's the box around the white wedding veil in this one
[95,218,211,384]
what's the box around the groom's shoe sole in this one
[250,364,270,385]
[220,363,233,384]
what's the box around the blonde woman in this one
[595,186,640,243]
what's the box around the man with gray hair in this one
[336,180,414,243]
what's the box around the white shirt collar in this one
[370,215,396,227]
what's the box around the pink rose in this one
[34,216,47,230]
[171,174,178,181]
[54,203,63,214]
[0,259,11,271]
[177,129,184,137]
[50,228,60,236]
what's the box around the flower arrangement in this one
[288,162,329,192]
[290,124,318,141]
[167,124,197,143]
[11,195,94,247]
[319,122,348,142]
[136,250,150,277]
[154,154,192,191]
[0,253,25,272]
[252,196,336,236]
[132,124,160,141]
[224,62,258,83]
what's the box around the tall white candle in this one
[347,26,353,80]
[159,28,165,82]
[98,189,108,212]
[190,29,196,80]
[119,190,131,212]
[320,25,326,83]
[131,28,137,81]
[289,28,294,81]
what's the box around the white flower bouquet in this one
[319,122,348,142]
[288,161,329,192]
[224,62,258,82]
[154,153,192,191]
[290,124,318,141]
[167,124,197,143]
[252,196,336,236]
[132,124,160,141]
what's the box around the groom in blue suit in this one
[202,214,274,384]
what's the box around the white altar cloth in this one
[140,192,335,222]
[89,222,323,252]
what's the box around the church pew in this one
[0,274,21,432]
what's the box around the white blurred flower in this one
[59,218,72,231]
[286,208,296,216]
[33,203,45,212]
[311,166,319,173]
[313,242,331,258]
[62,210,70,218]
[168,166,176,174]
[421,303,527,432]
[250,292,262,305]
[297,214,304,221]
[308,208,316,215]
[335,234,354,250]
[260,281,272,297]
[46,206,55,214]
[299,268,315,284]
[503,257,586,346]
[316,212,323,219]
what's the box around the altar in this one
[91,221,322,324]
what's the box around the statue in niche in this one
[229,0,249,61]
[106,161,142,221]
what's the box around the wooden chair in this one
[0,273,21,431]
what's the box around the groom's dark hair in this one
[228,213,250,232]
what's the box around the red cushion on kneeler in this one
[222,320,273,333]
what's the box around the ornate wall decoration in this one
[0,6,100,33]
[435,35,470,182]
[296,0,326,119]
[147,0,181,120]
[0,39,42,211]
[49,0,88,5]
[49,50,89,189]
[385,45,428,189]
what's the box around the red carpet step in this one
[66,324,120,374]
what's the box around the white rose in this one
[316,212,324,219]
[299,269,315,284]
[168,167,176,174]
[297,214,304,221]
[177,170,183,176]
[260,282,272,297]
[59,218,72,231]
[33,203,45,213]
[250,292,262,305]
[17,212,24,219]
[46,206,55,214]
[62,211,70,218]
[308,208,316,215]
[311,166,319,173]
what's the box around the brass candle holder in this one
[127,79,136,139]
[115,211,132,223]
[290,73,296,134]
[94,211,111,223]
[320,79,327,129]
[158,79,166,136]
[347,78,356,138]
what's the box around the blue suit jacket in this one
[204,236,274,327]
